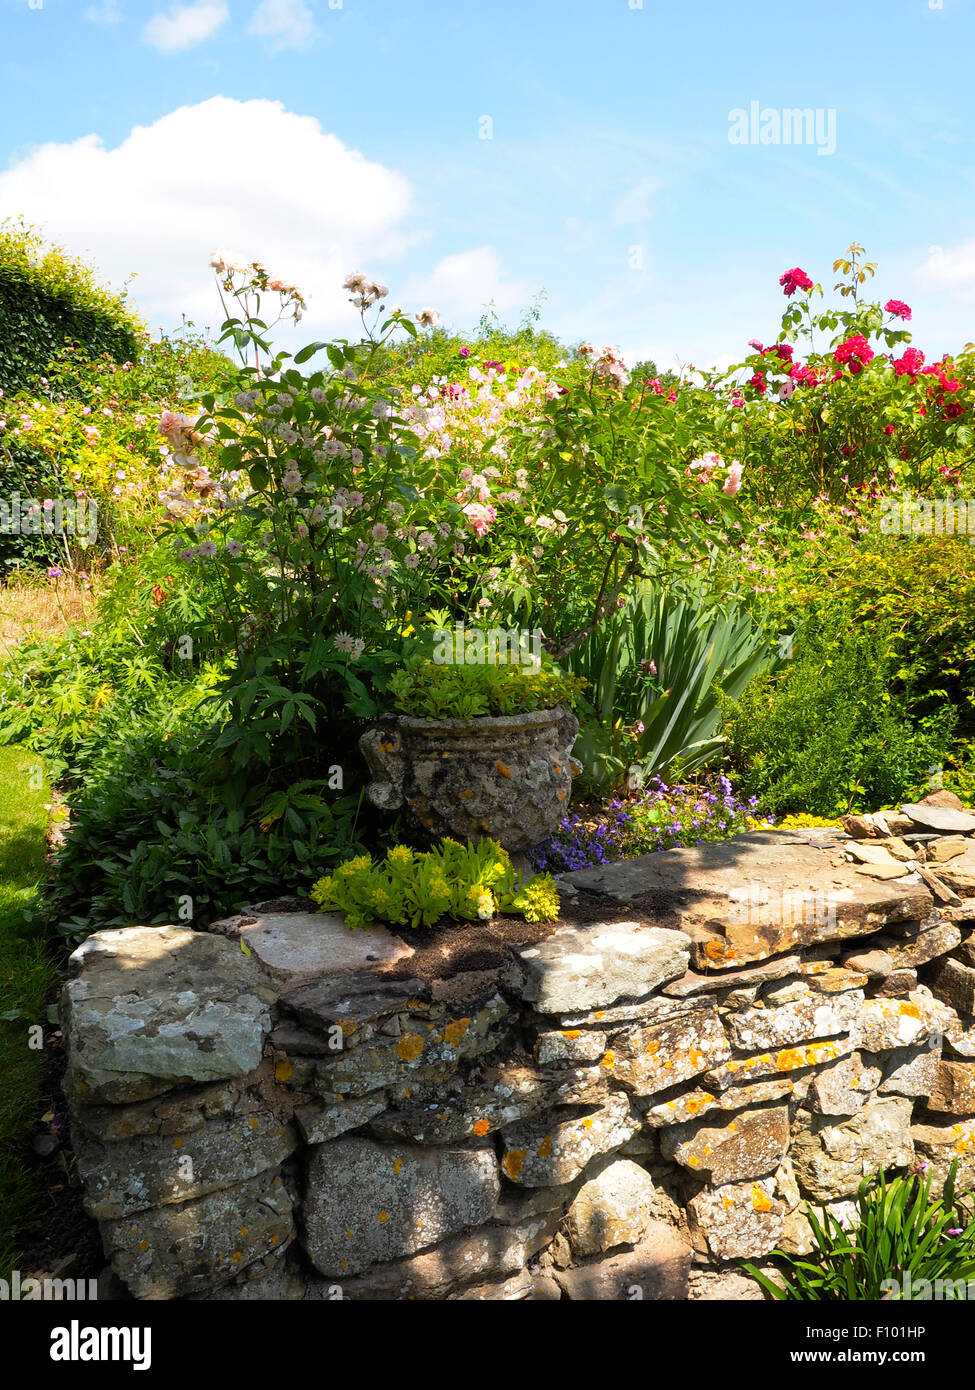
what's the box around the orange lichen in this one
[496,761,512,778]
[274,1059,294,1083]
[537,1135,553,1158]
[443,1018,470,1048]
[504,1149,527,1180]
[472,1118,490,1137]
[377,1211,390,1224]
[560,1030,582,1040]
[397,1033,425,1061]
[751,1186,773,1213]
[601,1050,615,1068]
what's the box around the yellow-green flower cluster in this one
[310,837,560,931]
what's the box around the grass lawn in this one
[0,744,54,1274]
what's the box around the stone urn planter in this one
[359,706,581,852]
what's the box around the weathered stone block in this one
[500,1093,639,1186]
[238,913,414,989]
[100,1168,293,1299]
[876,1043,941,1099]
[930,958,975,1016]
[705,1038,853,1090]
[661,1105,789,1184]
[929,1059,975,1115]
[607,1006,730,1097]
[726,991,864,1051]
[565,1159,656,1256]
[687,1177,786,1260]
[791,1097,914,1201]
[852,994,948,1052]
[62,926,276,1105]
[76,1113,298,1220]
[553,1222,691,1299]
[301,1136,499,1277]
[912,1117,975,1195]
[511,920,690,1013]
[805,1052,882,1116]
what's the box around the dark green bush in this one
[721,605,957,816]
[42,721,367,941]
[0,220,142,395]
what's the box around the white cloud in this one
[0,97,414,340]
[142,2,229,55]
[85,0,124,23]
[247,0,316,50]
[402,247,536,327]
[917,240,975,300]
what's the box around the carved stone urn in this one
[359,706,581,852]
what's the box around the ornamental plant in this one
[310,837,560,930]
[704,244,975,506]
[163,257,747,792]
[745,1162,975,1301]
[530,774,772,873]
[387,648,587,719]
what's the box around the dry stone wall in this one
[60,807,975,1301]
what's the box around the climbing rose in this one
[722,462,744,496]
[748,372,767,394]
[885,299,912,321]
[834,334,874,373]
[779,267,813,297]
[894,347,925,377]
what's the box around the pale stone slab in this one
[512,920,690,1013]
[901,804,975,833]
[238,912,414,989]
[560,833,932,969]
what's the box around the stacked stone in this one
[58,793,975,1300]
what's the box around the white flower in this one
[226,539,243,557]
[333,632,356,653]
[197,541,218,558]
[416,307,440,329]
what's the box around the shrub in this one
[42,720,366,941]
[721,603,957,816]
[0,220,142,395]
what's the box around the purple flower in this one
[46,566,64,579]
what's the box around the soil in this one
[378,890,654,986]
[15,987,102,1283]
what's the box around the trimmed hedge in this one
[0,220,143,394]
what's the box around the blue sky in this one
[2,0,974,371]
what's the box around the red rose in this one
[779,267,814,297]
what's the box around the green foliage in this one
[42,720,366,941]
[0,746,55,1277]
[746,1163,975,1300]
[0,220,142,395]
[722,604,958,816]
[388,649,586,719]
[566,577,782,794]
[310,837,559,930]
